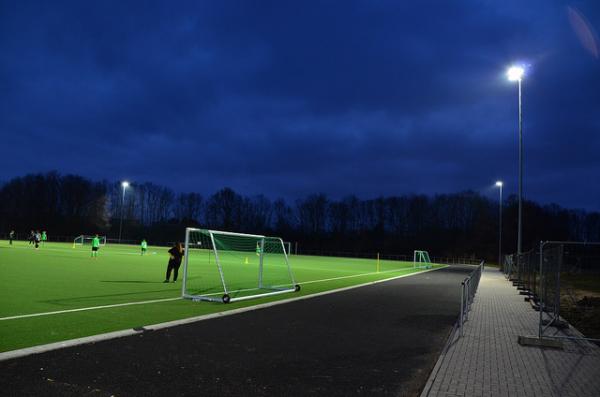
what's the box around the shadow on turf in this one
[100,280,166,284]
[42,287,179,306]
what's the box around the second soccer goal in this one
[73,235,107,247]
[413,250,433,269]
[181,228,300,303]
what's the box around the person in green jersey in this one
[41,231,47,245]
[91,234,100,258]
[256,241,261,256]
[141,239,148,255]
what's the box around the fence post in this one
[538,241,544,338]
[460,281,465,336]
[465,279,470,321]
[555,244,564,324]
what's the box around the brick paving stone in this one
[422,267,600,397]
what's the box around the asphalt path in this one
[1,265,474,396]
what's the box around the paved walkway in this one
[422,267,600,397]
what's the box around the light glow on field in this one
[0,240,441,353]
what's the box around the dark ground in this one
[0,265,473,397]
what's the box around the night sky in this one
[1,1,599,210]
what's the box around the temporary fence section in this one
[458,261,485,336]
[509,241,600,347]
[503,249,539,304]
[537,241,600,343]
[503,254,514,280]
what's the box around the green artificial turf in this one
[0,240,441,353]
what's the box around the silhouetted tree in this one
[2,172,599,262]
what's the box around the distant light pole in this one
[495,181,503,269]
[507,65,524,255]
[118,181,129,243]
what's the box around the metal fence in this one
[297,248,481,265]
[506,241,600,343]
[538,241,600,343]
[503,249,539,305]
[459,260,485,336]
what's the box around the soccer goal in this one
[182,228,300,303]
[413,250,432,269]
[73,235,107,247]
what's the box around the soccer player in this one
[34,230,41,249]
[164,242,184,283]
[9,230,15,245]
[140,239,148,255]
[28,230,34,245]
[91,234,100,258]
[256,241,261,256]
[41,231,47,245]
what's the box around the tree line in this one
[1,172,599,262]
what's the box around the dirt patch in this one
[560,286,600,342]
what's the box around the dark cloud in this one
[1,0,599,210]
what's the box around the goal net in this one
[413,250,432,269]
[73,235,107,246]
[182,228,300,303]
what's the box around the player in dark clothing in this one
[164,242,185,283]
[34,230,41,249]
[9,230,15,245]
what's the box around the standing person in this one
[28,230,35,245]
[41,231,47,245]
[34,230,41,250]
[256,241,261,256]
[91,234,100,258]
[140,239,148,255]
[9,230,15,245]
[164,242,185,283]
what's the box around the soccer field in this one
[0,240,442,353]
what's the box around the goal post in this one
[283,241,292,256]
[414,250,432,269]
[182,228,300,303]
[73,235,107,247]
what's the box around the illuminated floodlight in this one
[507,66,525,81]
[121,181,130,188]
[495,181,503,187]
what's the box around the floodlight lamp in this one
[507,66,524,81]
[495,181,503,187]
[121,181,130,188]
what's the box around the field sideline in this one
[0,240,441,353]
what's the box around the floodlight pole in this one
[496,182,503,269]
[517,78,523,255]
[507,66,525,256]
[118,182,129,243]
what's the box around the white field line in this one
[0,297,181,321]
[0,266,442,321]
[0,265,448,362]
[299,267,419,285]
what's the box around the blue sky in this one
[1,0,599,210]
